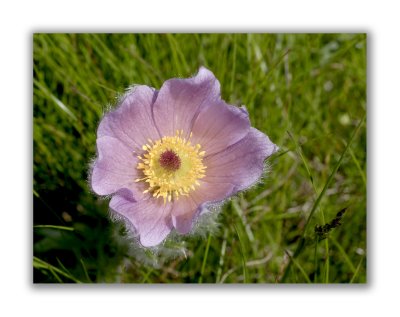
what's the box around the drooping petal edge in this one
[90,136,141,197]
[110,195,173,247]
[203,127,279,194]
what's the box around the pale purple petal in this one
[203,128,278,193]
[191,102,250,157]
[91,136,142,197]
[90,136,148,198]
[97,85,160,153]
[110,195,173,247]
[170,197,199,234]
[153,67,221,138]
[171,181,234,234]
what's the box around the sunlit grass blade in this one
[34,225,74,231]
[48,266,63,283]
[33,257,82,283]
[34,79,77,121]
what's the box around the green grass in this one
[33,33,366,283]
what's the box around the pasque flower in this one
[90,67,278,247]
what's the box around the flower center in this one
[135,130,206,203]
[159,150,181,171]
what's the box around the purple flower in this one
[90,67,278,247]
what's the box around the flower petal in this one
[171,181,234,234]
[153,67,221,138]
[110,195,173,247]
[191,102,250,157]
[170,197,199,234]
[203,128,278,193]
[97,85,160,153]
[91,136,142,197]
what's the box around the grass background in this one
[33,33,366,283]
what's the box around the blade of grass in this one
[350,255,365,283]
[287,131,315,187]
[166,34,190,75]
[330,236,356,273]
[80,258,91,283]
[34,79,77,121]
[348,145,367,187]
[285,250,311,283]
[230,34,237,96]
[141,268,155,283]
[232,199,255,243]
[56,257,73,277]
[313,238,319,283]
[234,224,249,283]
[34,257,82,283]
[48,266,63,283]
[281,114,365,282]
[216,228,228,283]
[34,225,74,231]
[219,254,272,284]
[198,233,212,284]
[324,238,330,283]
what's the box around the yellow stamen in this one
[136,130,206,204]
